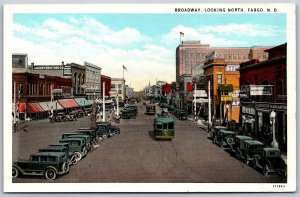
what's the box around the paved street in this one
[12,102,286,183]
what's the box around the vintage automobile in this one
[146,104,156,115]
[230,135,254,162]
[77,127,98,144]
[123,104,138,115]
[53,112,66,122]
[208,126,227,140]
[242,140,264,165]
[153,114,175,140]
[96,121,120,138]
[177,110,187,120]
[120,109,137,119]
[61,133,92,152]
[59,137,87,161]
[38,145,78,165]
[12,152,70,180]
[213,129,236,148]
[252,147,287,176]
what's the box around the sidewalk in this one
[188,117,287,164]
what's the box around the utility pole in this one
[102,82,105,122]
[116,84,119,117]
[194,84,197,122]
[13,82,16,124]
[208,80,211,131]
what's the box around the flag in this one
[180,32,184,37]
[123,65,127,72]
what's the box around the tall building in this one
[84,61,102,100]
[110,78,125,101]
[12,54,28,68]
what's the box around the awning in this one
[74,98,92,107]
[17,103,26,113]
[218,84,233,91]
[58,99,80,109]
[27,102,44,113]
[39,101,64,111]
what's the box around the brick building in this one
[101,75,112,97]
[239,43,287,151]
[176,41,271,112]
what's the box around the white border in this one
[3,3,296,192]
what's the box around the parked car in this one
[54,112,66,122]
[38,145,78,165]
[213,129,236,148]
[177,110,187,120]
[61,133,91,152]
[230,135,254,162]
[12,152,70,180]
[252,147,287,176]
[59,138,87,162]
[77,127,98,145]
[209,126,227,140]
[96,121,120,138]
[242,140,264,165]
[120,109,136,119]
[123,105,138,115]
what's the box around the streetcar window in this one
[168,123,174,129]
[163,124,167,129]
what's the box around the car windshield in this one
[156,124,162,130]
[168,123,174,129]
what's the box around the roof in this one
[245,140,264,146]
[33,152,65,157]
[263,147,280,152]
[235,135,253,140]
[59,137,84,142]
[155,115,174,123]
[220,130,235,134]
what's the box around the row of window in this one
[185,52,268,60]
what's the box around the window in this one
[31,156,39,162]
[157,124,162,130]
[238,53,242,59]
[224,54,228,59]
[41,156,47,163]
[222,91,229,95]
[217,74,222,84]
[263,52,268,59]
[228,54,232,59]
[197,53,201,58]
[168,123,174,129]
[233,54,237,59]
[257,52,261,58]
[111,84,115,89]
[48,156,56,162]
[243,54,247,59]
[163,124,168,130]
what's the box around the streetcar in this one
[153,114,175,140]
[146,104,156,115]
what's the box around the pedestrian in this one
[49,111,53,123]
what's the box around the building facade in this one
[101,75,112,97]
[239,43,287,151]
[84,61,102,100]
[12,54,28,68]
[110,78,125,101]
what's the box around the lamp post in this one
[226,104,229,128]
[270,110,278,148]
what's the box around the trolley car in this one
[153,114,175,140]
[146,104,156,115]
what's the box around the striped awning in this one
[58,99,79,109]
[14,102,43,113]
[74,98,92,107]
[39,101,64,111]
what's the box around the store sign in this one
[256,103,287,111]
[33,65,64,70]
[221,95,232,102]
[194,90,207,97]
[249,85,273,96]
[232,101,240,106]
[63,65,72,76]
[232,91,240,98]
[194,98,211,103]
[242,106,256,115]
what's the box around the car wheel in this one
[86,143,91,152]
[263,166,269,176]
[82,147,88,156]
[75,152,82,161]
[102,133,108,139]
[45,168,57,180]
[70,154,78,165]
[62,161,70,173]
[12,166,19,178]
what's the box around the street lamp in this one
[270,110,278,148]
[226,104,229,128]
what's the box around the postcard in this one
[3,3,296,192]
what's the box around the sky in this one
[12,13,286,91]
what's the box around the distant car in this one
[120,109,137,119]
[209,126,227,140]
[96,121,120,138]
[12,152,70,180]
[177,110,187,120]
[252,147,287,176]
[213,129,236,148]
[77,127,98,144]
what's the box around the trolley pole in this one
[102,82,105,122]
[208,80,211,131]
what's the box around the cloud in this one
[162,25,248,47]
[201,23,283,37]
